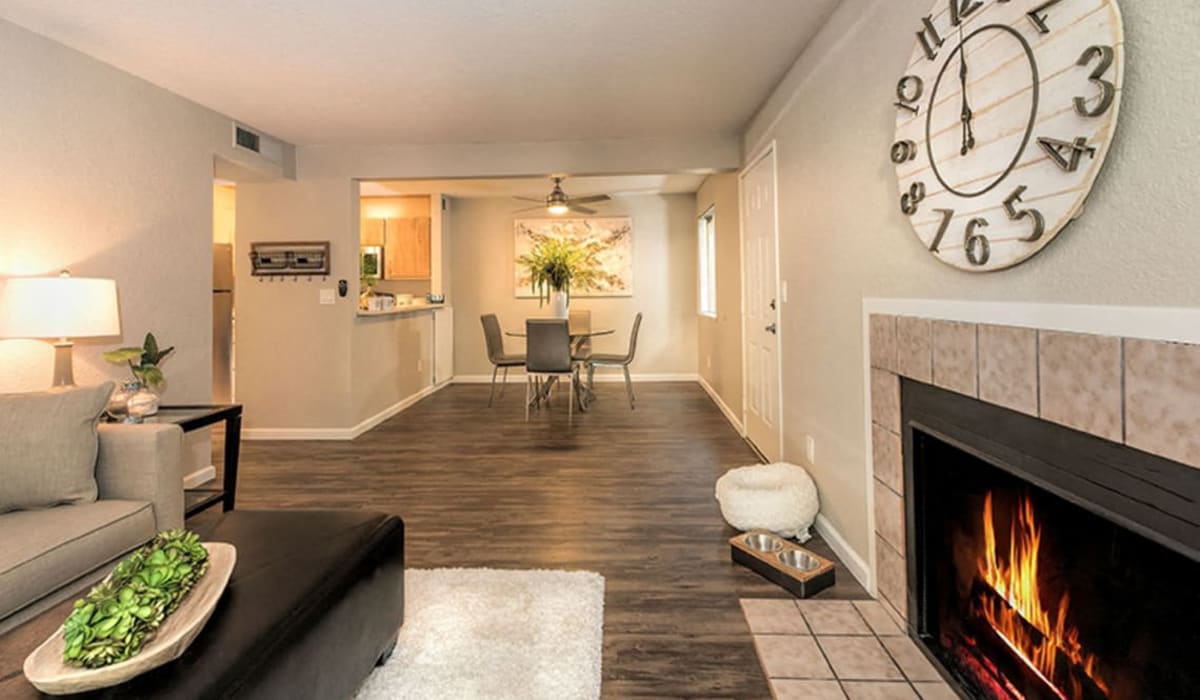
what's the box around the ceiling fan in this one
[513,176,610,216]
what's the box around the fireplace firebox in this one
[902,380,1200,700]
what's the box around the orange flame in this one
[978,493,1109,698]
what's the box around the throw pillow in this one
[0,381,114,513]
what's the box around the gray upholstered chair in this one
[525,318,577,424]
[587,312,642,409]
[568,309,592,362]
[481,314,525,407]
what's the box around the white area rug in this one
[355,568,605,700]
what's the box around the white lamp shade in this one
[0,276,121,339]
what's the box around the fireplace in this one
[902,379,1200,700]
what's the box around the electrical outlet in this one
[805,435,816,464]
[706,355,712,369]
[781,280,789,304]
[319,288,336,305]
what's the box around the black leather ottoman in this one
[0,510,405,699]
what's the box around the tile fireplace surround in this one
[866,310,1200,625]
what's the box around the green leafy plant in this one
[103,332,174,389]
[516,236,604,306]
[62,530,209,668]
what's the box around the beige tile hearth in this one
[753,634,834,679]
[853,600,904,636]
[797,600,872,635]
[740,598,810,634]
[875,535,907,621]
[1038,331,1123,442]
[896,316,933,383]
[880,635,941,682]
[772,679,848,700]
[912,682,959,700]
[818,636,905,681]
[931,320,978,397]
[978,324,1038,416]
[1124,338,1200,469]
[842,681,920,700]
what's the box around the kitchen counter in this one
[356,303,450,318]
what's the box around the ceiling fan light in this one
[547,203,569,215]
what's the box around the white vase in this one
[549,290,569,319]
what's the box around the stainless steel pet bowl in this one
[778,549,821,571]
[743,533,784,553]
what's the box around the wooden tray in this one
[23,542,236,696]
[730,531,835,598]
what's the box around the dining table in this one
[507,323,614,412]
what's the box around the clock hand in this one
[958,29,977,156]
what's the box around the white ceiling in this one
[359,174,708,199]
[0,0,841,146]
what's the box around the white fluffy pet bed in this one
[715,463,819,541]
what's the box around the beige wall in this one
[742,0,1200,563]
[0,18,288,399]
[450,194,698,378]
[695,174,742,418]
[234,179,359,430]
[351,311,434,424]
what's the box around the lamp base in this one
[52,341,75,387]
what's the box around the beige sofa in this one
[0,423,184,635]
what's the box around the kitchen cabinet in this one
[383,216,431,280]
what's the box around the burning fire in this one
[978,493,1109,699]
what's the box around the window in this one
[698,207,717,318]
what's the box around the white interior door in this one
[741,146,782,462]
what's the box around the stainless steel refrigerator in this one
[213,243,234,403]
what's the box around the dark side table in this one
[141,404,243,517]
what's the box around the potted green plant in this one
[517,237,603,318]
[103,333,174,419]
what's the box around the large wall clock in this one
[892,0,1124,272]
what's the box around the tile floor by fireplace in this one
[742,599,957,700]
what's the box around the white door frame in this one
[738,140,784,462]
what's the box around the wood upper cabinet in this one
[383,217,431,280]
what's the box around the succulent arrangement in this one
[61,530,209,668]
[102,332,174,389]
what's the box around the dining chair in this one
[568,309,592,362]
[587,312,642,410]
[525,318,576,424]
[481,314,525,407]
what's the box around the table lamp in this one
[0,271,121,387]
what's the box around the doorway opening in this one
[212,180,236,403]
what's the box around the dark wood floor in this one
[213,381,867,698]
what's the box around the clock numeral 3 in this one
[895,76,924,115]
[964,218,991,266]
[1026,0,1064,34]
[1075,45,1116,118]
[1003,186,1046,242]
[916,16,944,61]
[1038,136,1097,172]
[948,0,983,26]
[929,209,955,253]
[891,140,918,164]
[901,182,926,216]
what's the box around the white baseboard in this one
[813,513,872,593]
[453,372,699,384]
[183,466,216,489]
[697,375,744,435]
[242,382,449,441]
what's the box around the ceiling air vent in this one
[234,125,261,154]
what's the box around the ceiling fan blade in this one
[568,204,597,215]
[513,196,544,203]
[570,195,611,204]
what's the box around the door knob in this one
[765,323,778,334]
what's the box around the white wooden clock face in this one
[893,0,1124,272]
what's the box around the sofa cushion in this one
[0,382,114,514]
[0,500,155,620]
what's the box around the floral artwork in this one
[514,217,633,297]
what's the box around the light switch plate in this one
[781,280,789,304]
[319,288,336,305]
